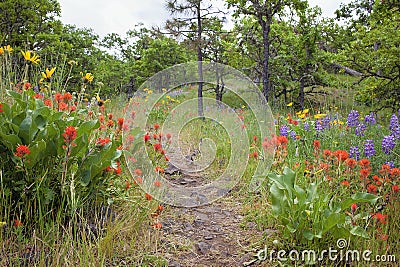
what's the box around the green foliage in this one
[0,0,62,50]
[0,88,130,225]
[336,2,400,110]
[269,167,378,250]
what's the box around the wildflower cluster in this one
[273,107,399,246]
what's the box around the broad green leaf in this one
[34,115,47,131]
[0,102,11,118]
[80,169,92,186]
[350,226,370,239]
[50,111,64,122]
[6,90,22,100]
[341,193,380,210]
[12,111,26,127]
[26,140,46,168]
[19,115,38,143]
[0,133,22,150]
[77,120,99,137]
[323,213,345,233]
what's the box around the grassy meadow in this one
[0,46,399,266]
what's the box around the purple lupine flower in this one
[347,110,360,127]
[315,119,323,132]
[280,125,290,137]
[349,146,360,160]
[322,115,331,130]
[389,114,400,138]
[290,130,297,140]
[364,139,375,158]
[364,112,376,125]
[385,161,395,168]
[382,135,396,154]
[355,123,366,137]
[304,122,310,131]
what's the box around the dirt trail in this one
[159,193,267,267]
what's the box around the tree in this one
[279,4,328,109]
[0,0,62,50]
[226,0,297,102]
[335,2,400,110]
[165,0,222,116]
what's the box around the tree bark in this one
[331,63,362,76]
[260,19,271,103]
[197,4,204,118]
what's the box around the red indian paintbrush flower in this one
[15,145,30,158]
[333,150,349,162]
[62,126,77,144]
[313,140,321,150]
[117,118,124,129]
[372,213,387,224]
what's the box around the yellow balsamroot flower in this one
[314,113,327,119]
[95,93,110,106]
[81,72,94,83]
[22,50,40,64]
[41,67,56,80]
[287,102,293,107]
[0,47,3,55]
[296,108,309,119]
[3,45,13,53]
[298,113,306,119]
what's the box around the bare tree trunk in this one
[261,19,270,103]
[197,5,204,118]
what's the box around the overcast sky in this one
[58,0,352,38]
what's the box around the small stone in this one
[168,260,181,267]
[204,236,213,240]
[196,241,211,254]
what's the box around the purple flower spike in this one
[364,139,375,158]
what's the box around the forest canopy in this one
[0,0,399,111]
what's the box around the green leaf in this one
[0,133,22,150]
[270,183,284,215]
[341,192,380,210]
[323,213,345,233]
[50,111,65,122]
[350,226,370,239]
[34,115,47,131]
[80,169,92,186]
[0,102,11,118]
[12,111,26,127]
[19,115,38,143]
[26,140,46,168]
[77,120,99,137]
[7,90,22,100]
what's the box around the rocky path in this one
[159,195,266,267]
